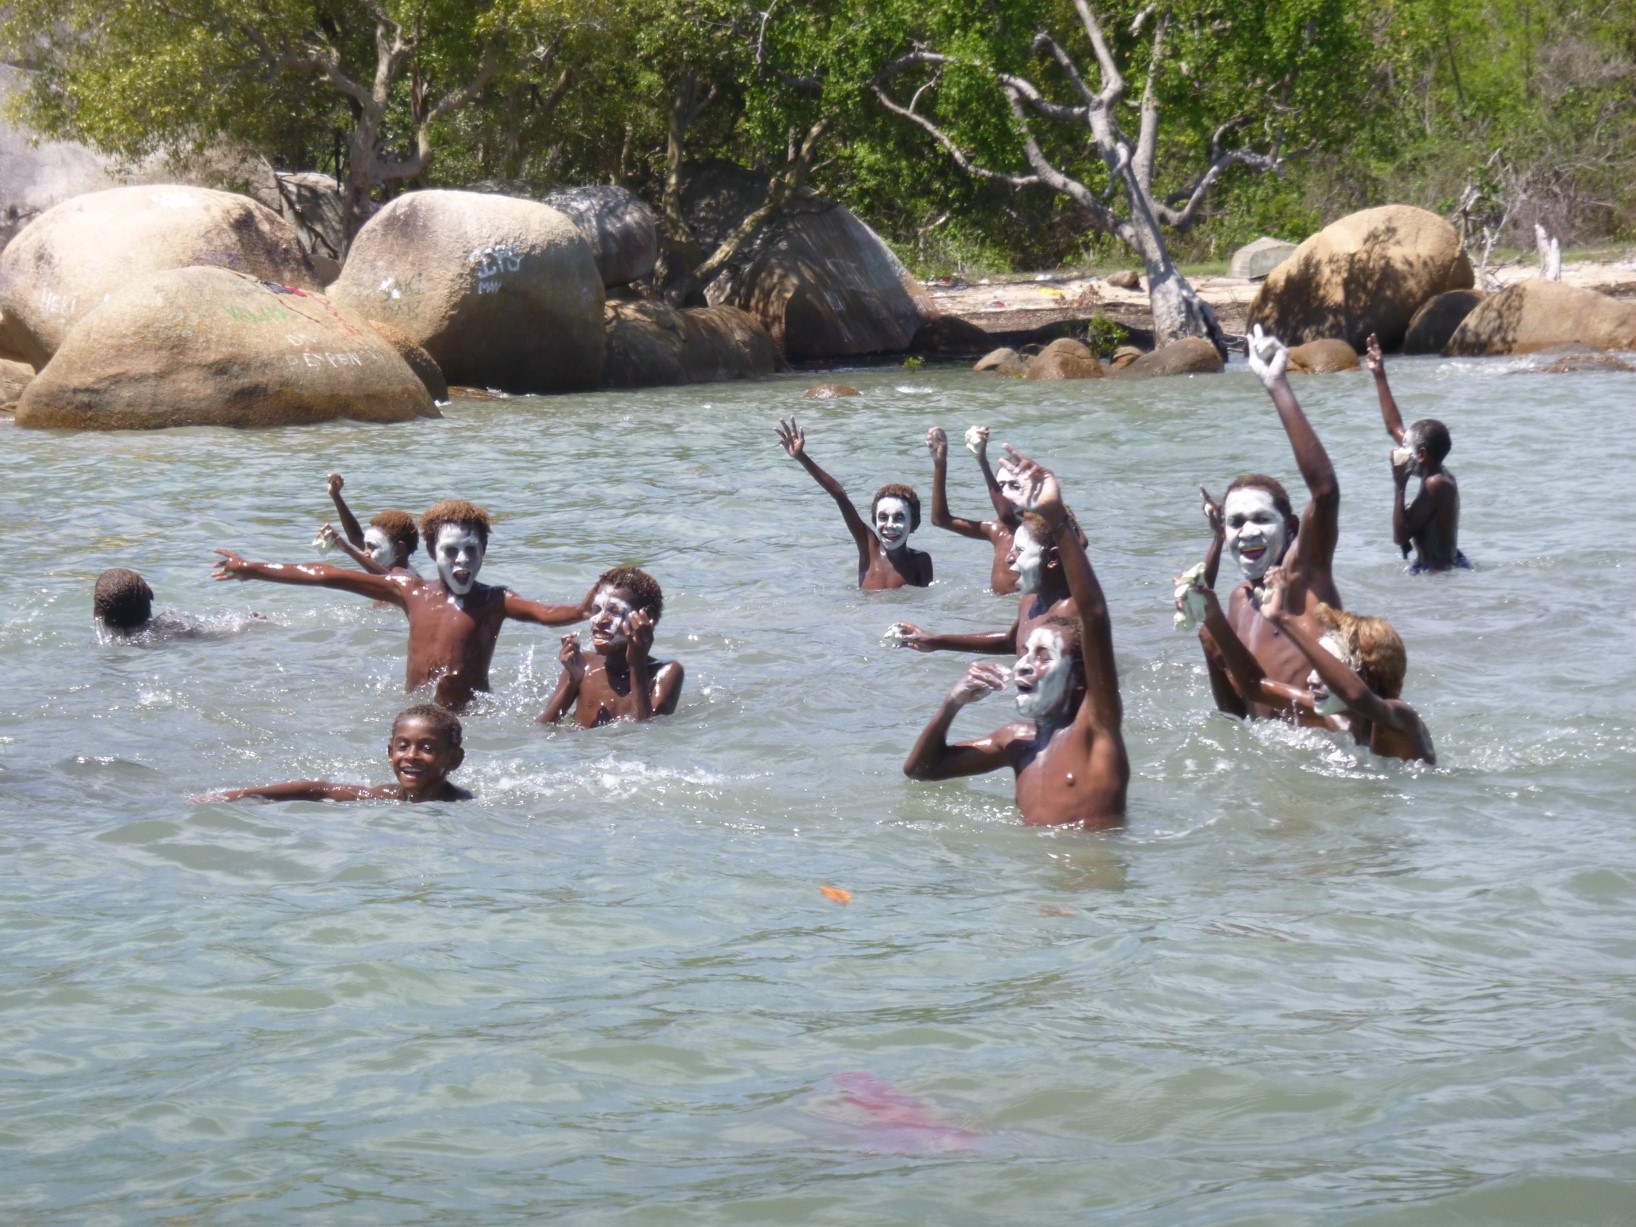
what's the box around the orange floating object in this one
[820,885,852,904]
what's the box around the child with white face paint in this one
[1183,566,1435,764]
[904,446,1129,830]
[774,415,933,589]
[316,473,421,576]
[214,499,591,711]
[924,424,1022,594]
[1190,324,1345,720]
[539,566,684,727]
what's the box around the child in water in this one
[775,415,932,589]
[925,424,1021,594]
[194,704,472,802]
[214,499,589,710]
[539,567,683,726]
[317,472,421,575]
[93,567,233,641]
[1364,334,1466,573]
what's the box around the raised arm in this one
[212,550,407,606]
[317,524,389,575]
[1198,485,1224,589]
[776,416,874,565]
[1364,334,1407,443]
[969,427,1020,524]
[624,610,684,720]
[926,427,987,539]
[1248,326,1339,575]
[902,661,1016,780]
[326,473,367,549]
[1005,446,1121,734]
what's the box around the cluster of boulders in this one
[975,335,1225,380]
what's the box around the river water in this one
[2,357,1632,1223]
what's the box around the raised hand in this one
[212,548,249,581]
[626,608,656,660]
[926,426,948,461]
[558,632,585,681]
[964,424,989,456]
[1260,565,1289,617]
[1363,332,1384,375]
[999,445,1062,516]
[1246,324,1289,388]
[1199,485,1223,537]
[774,416,805,459]
[884,621,933,651]
[948,660,1009,706]
[326,472,344,496]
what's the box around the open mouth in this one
[1238,545,1267,561]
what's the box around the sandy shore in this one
[926,255,1636,340]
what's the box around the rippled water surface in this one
[3,357,1633,1223]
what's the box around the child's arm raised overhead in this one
[775,416,875,575]
[1248,325,1340,578]
[926,427,987,540]
[213,549,408,607]
[1364,334,1407,444]
[970,425,1021,524]
[326,473,368,550]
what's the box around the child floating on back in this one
[539,567,683,726]
[194,704,472,802]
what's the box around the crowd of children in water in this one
[96,326,1463,825]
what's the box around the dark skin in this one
[1364,334,1462,570]
[1191,566,1435,764]
[1198,329,1343,719]
[904,447,1128,830]
[926,425,1020,594]
[538,584,684,727]
[192,714,473,802]
[212,532,588,711]
[775,415,932,589]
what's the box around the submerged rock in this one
[803,383,861,398]
[1023,337,1103,380]
[974,347,1027,377]
[0,184,317,368]
[1109,337,1224,378]
[602,301,778,388]
[328,189,605,394]
[1287,337,1359,374]
[15,267,435,430]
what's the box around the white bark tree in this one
[873,1,1295,356]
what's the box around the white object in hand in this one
[964,425,986,454]
[311,529,333,553]
[1391,447,1412,466]
[1173,561,1207,630]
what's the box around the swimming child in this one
[1185,565,1435,764]
[93,567,229,641]
[926,424,1022,594]
[1194,325,1344,719]
[903,446,1128,829]
[538,566,684,726]
[214,499,589,710]
[193,704,473,801]
[318,472,421,575]
[1363,334,1466,573]
[775,415,932,589]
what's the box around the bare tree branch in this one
[872,54,1044,189]
[1132,9,1170,193]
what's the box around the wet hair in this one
[1313,603,1407,700]
[1405,418,1452,465]
[595,565,664,622]
[870,483,921,532]
[419,500,492,553]
[368,509,420,558]
[1224,474,1300,545]
[393,703,463,748]
[1018,508,1087,550]
[93,568,153,630]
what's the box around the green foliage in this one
[1080,314,1129,355]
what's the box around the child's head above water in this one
[419,500,492,595]
[94,568,154,632]
[594,566,663,620]
[1403,418,1452,468]
[1222,473,1300,579]
[388,703,465,798]
[588,566,663,654]
[366,509,420,568]
[870,483,921,550]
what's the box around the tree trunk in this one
[1123,190,1226,358]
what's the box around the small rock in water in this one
[804,383,860,399]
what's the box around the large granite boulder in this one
[327,189,605,393]
[14,267,435,430]
[1287,337,1360,374]
[1109,337,1224,378]
[1402,289,1485,355]
[974,347,1027,377]
[0,356,31,406]
[1247,205,1473,350]
[680,164,930,359]
[0,184,317,369]
[544,185,658,288]
[366,319,448,401]
[1024,337,1103,380]
[601,301,778,388]
[1444,280,1636,356]
[1229,237,1298,280]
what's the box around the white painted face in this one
[1008,523,1047,593]
[363,526,396,569]
[996,461,1025,509]
[1400,427,1426,477]
[588,586,635,653]
[874,496,913,551]
[434,525,484,596]
[1310,631,1357,716]
[1223,487,1289,580]
[1013,626,1073,719]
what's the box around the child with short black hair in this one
[1365,334,1466,572]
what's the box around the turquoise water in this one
[2,358,1633,1223]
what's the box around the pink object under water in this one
[825,1072,983,1153]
